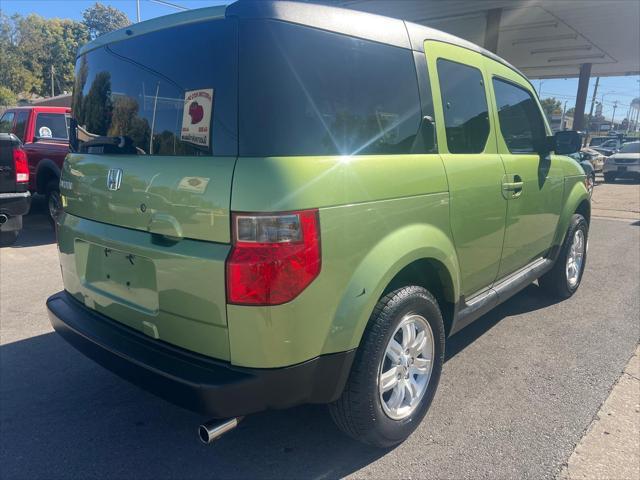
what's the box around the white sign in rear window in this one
[181,89,214,148]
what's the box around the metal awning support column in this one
[484,8,502,54]
[573,63,592,131]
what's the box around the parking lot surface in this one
[1,183,639,480]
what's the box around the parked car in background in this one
[569,151,596,197]
[0,106,70,221]
[46,1,590,448]
[0,133,31,245]
[580,147,605,172]
[603,141,640,182]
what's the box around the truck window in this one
[492,78,546,153]
[13,111,29,142]
[0,112,14,133]
[35,113,69,140]
[72,18,237,156]
[239,20,424,156]
[436,59,490,154]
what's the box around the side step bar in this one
[451,258,554,335]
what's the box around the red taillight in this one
[226,209,321,305]
[13,148,29,183]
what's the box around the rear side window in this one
[13,111,29,142]
[72,18,237,156]
[35,113,69,140]
[437,59,490,154]
[492,78,546,154]
[239,20,423,156]
[0,112,14,133]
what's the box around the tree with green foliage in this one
[82,2,131,40]
[0,86,17,107]
[539,97,563,119]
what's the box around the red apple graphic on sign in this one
[188,101,204,124]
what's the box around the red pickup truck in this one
[0,106,70,220]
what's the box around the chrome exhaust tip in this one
[0,214,8,225]
[198,417,240,444]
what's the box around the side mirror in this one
[553,130,582,155]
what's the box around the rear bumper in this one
[0,191,31,217]
[47,291,355,418]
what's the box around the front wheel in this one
[586,173,595,198]
[329,286,445,448]
[539,214,588,299]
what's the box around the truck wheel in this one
[329,286,445,448]
[586,173,595,198]
[539,214,588,299]
[46,180,62,223]
[603,173,615,183]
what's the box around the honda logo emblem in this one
[107,168,123,191]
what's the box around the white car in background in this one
[603,141,640,183]
[580,147,605,172]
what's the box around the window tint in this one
[0,112,14,133]
[72,18,237,156]
[35,113,69,140]
[239,20,424,156]
[492,78,546,153]
[437,59,490,154]
[13,111,29,142]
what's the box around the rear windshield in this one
[71,18,237,156]
[35,113,69,140]
[239,20,425,157]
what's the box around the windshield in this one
[71,18,237,156]
[619,142,640,153]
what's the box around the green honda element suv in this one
[47,0,590,448]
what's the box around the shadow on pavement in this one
[9,195,56,248]
[0,283,560,479]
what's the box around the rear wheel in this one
[586,173,595,197]
[539,214,588,299]
[46,179,62,223]
[329,286,445,448]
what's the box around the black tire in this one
[46,179,62,224]
[329,286,445,448]
[603,173,615,183]
[587,173,595,198]
[0,230,19,247]
[539,214,588,299]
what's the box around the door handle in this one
[502,175,523,198]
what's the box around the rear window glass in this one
[13,111,29,142]
[437,59,490,154]
[35,113,69,140]
[0,112,14,133]
[239,20,424,156]
[72,18,237,156]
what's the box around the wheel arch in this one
[35,159,61,194]
[325,223,460,353]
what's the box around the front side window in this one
[0,112,14,133]
[492,78,546,154]
[437,59,490,154]
[35,113,69,140]
[239,20,424,156]
[72,18,237,156]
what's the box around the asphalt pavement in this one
[1,186,639,480]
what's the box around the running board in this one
[450,258,554,335]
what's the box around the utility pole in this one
[584,76,599,144]
[610,101,618,131]
[560,100,567,130]
[136,0,141,22]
